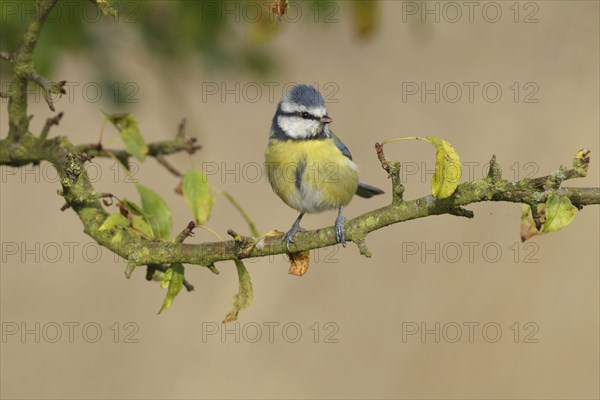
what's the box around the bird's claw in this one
[283,226,306,252]
[335,214,346,247]
[283,231,295,252]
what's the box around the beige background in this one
[1,1,599,399]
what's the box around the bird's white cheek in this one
[278,116,314,139]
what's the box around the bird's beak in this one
[320,115,333,124]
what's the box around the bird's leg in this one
[283,212,306,251]
[335,205,346,247]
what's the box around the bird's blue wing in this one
[330,131,385,198]
[331,132,353,160]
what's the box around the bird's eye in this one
[301,112,310,119]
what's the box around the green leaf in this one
[158,263,185,314]
[131,215,153,238]
[137,184,172,239]
[542,193,577,232]
[182,170,215,225]
[520,193,577,240]
[223,260,253,323]
[99,213,129,231]
[103,112,148,161]
[421,136,462,198]
[98,212,153,239]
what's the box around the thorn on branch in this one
[125,262,140,279]
[487,154,502,182]
[176,118,187,140]
[353,235,372,258]
[207,264,220,275]
[40,111,64,140]
[227,229,244,244]
[174,221,197,243]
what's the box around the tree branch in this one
[74,122,201,176]
[7,0,59,140]
[1,134,598,268]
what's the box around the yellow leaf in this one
[541,193,577,233]
[182,170,215,225]
[421,136,461,198]
[380,136,461,198]
[289,250,310,276]
[99,213,129,231]
[158,263,184,314]
[223,260,253,323]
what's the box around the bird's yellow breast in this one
[265,138,359,213]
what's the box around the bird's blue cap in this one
[284,84,325,108]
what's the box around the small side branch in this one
[8,0,60,139]
[40,112,64,140]
[28,71,66,112]
[375,142,404,203]
[174,221,197,244]
[76,119,201,177]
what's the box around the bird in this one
[265,84,384,250]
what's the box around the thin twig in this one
[76,119,201,176]
[40,112,64,140]
[155,155,183,177]
[174,221,196,244]
[28,71,66,112]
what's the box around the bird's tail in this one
[356,182,385,198]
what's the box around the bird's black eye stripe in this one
[281,111,320,121]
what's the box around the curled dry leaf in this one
[289,251,310,276]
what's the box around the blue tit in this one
[265,84,384,250]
